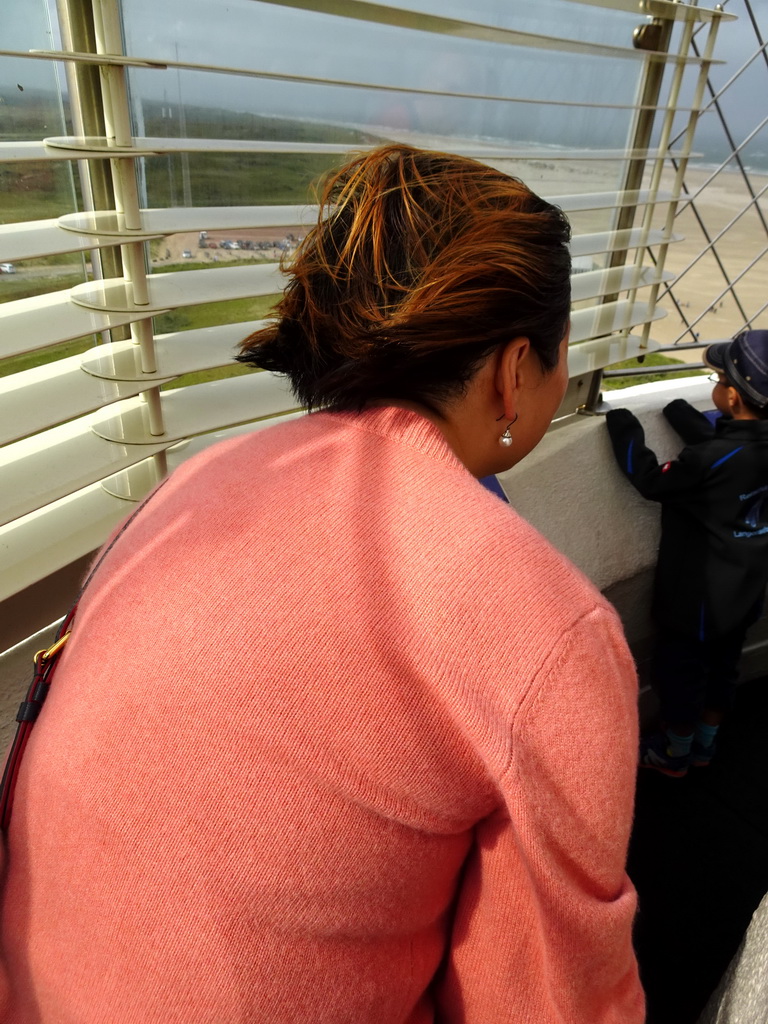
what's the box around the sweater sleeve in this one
[437,606,644,1024]
[606,407,706,501]
[663,398,716,444]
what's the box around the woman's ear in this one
[495,337,531,420]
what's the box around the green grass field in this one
[602,353,704,390]
[0,258,279,386]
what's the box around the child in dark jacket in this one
[606,329,768,776]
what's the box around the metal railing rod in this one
[603,364,706,377]
[674,180,768,278]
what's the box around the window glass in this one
[0,0,84,330]
[121,0,647,208]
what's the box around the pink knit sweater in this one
[0,407,643,1023]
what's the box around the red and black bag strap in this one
[0,483,167,832]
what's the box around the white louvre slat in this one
[103,412,305,499]
[0,193,679,264]
[60,206,320,237]
[0,290,164,359]
[45,137,358,156]
[1,49,712,118]
[0,373,295,527]
[552,190,674,213]
[571,228,681,259]
[81,321,264,381]
[0,356,177,447]
[0,419,171,529]
[567,334,663,377]
[0,48,167,69]
[163,413,305,473]
[40,138,697,162]
[70,264,284,313]
[249,0,716,58]
[558,0,735,20]
[0,411,306,601]
[570,265,675,303]
[91,372,298,445]
[0,482,132,604]
[0,219,160,263]
[570,300,665,344]
[0,141,161,162]
[0,376,291,525]
[0,195,680,266]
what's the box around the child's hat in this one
[704,329,768,408]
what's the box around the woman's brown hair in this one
[238,145,571,412]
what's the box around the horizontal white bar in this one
[0,219,160,263]
[0,411,304,600]
[163,413,305,473]
[0,194,677,264]
[0,201,681,281]
[2,20,658,63]
[60,205,320,238]
[0,48,166,69]
[571,228,682,258]
[570,299,666,344]
[0,372,296,524]
[0,141,164,162]
[44,136,357,156]
[567,333,662,377]
[571,265,675,303]
[552,190,675,213]
[250,0,719,57]
[0,415,171,529]
[0,353,177,447]
[0,138,697,163]
[0,289,164,359]
[69,263,285,313]
[0,481,131,603]
[91,371,298,445]
[558,0,734,20]
[81,321,264,381]
[0,48,713,110]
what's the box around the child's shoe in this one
[639,732,690,777]
[691,738,717,767]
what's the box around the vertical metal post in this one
[55,0,123,339]
[90,0,168,452]
[580,15,675,413]
[638,10,725,347]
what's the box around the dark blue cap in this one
[705,330,768,408]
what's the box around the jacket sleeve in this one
[606,407,706,502]
[663,398,716,444]
[437,607,645,1024]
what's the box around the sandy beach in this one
[488,155,767,365]
[645,163,767,356]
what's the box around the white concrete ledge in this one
[498,375,713,591]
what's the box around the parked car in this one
[182,250,193,259]
[0,263,16,274]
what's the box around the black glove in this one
[605,408,641,431]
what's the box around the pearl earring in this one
[498,412,519,447]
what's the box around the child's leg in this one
[640,630,705,776]
[652,629,707,734]
[693,621,751,765]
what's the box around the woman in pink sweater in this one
[1,146,643,1022]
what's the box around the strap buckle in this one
[33,630,71,666]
